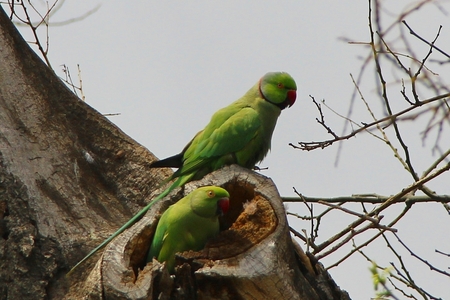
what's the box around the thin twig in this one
[394,232,450,277]
[318,201,396,232]
[402,21,450,59]
[282,194,450,204]
[290,92,450,151]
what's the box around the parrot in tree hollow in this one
[147,186,230,273]
[68,72,296,274]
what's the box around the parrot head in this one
[190,186,230,218]
[259,72,297,110]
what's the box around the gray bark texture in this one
[0,6,350,300]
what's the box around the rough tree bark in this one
[0,6,349,300]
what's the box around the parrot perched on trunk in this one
[147,186,230,273]
[68,72,296,274]
[150,71,297,185]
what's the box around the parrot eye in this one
[207,190,215,198]
[277,83,284,89]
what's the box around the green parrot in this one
[147,186,230,272]
[149,71,297,186]
[68,72,296,274]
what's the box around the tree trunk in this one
[0,7,349,300]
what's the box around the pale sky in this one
[8,1,450,299]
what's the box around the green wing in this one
[147,186,226,272]
[147,195,198,271]
[176,105,262,177]
[147,206,172,262]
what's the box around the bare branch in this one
[402,20,450,60]
[394,232,450,278]
[282,194,450,204]
[290,92,450,151]
[435,249,450,258]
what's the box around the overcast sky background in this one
[6,1,450,298]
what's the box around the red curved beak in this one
[217,197,230,215]
[287,90,297,108]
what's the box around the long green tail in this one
[67,174,193,276]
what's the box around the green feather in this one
[148,186,230,272]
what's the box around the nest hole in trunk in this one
[175,179,279,270]
[127,178,279,277]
